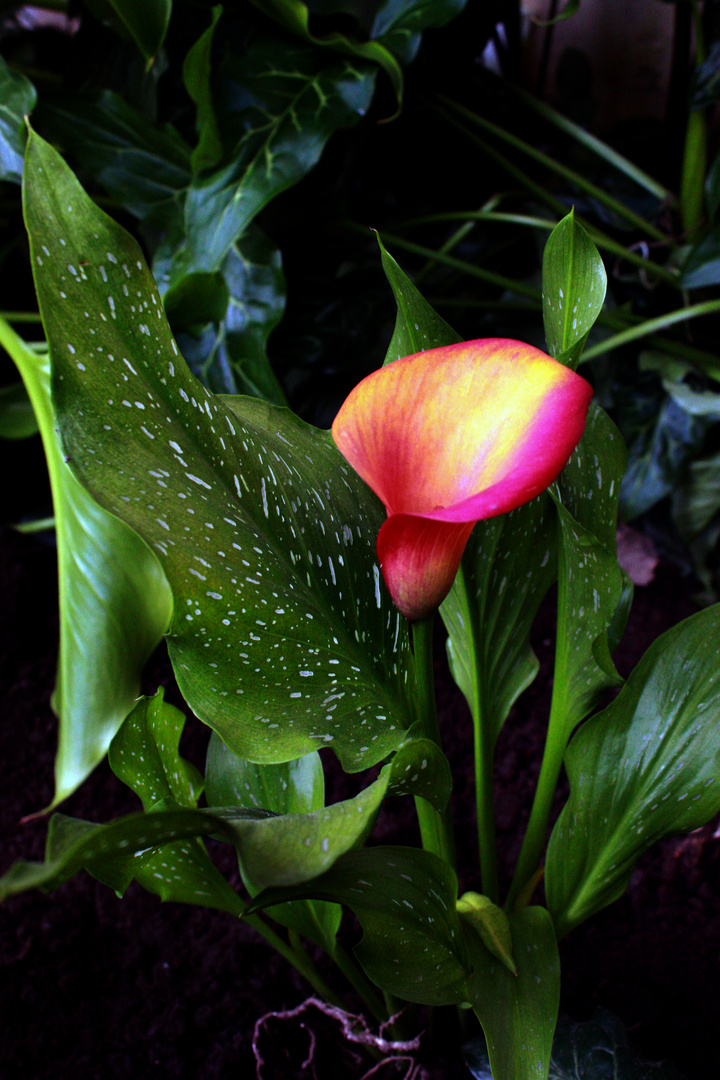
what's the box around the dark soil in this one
[1,522,719,1080]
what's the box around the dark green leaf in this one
[0,381,38,439]
[680,225,720,289]
[183,5,224,175]
[39,90,191,229]
[104,0,172,62]
[24,128,415,774]
[170,228,287,403]
[542,210,607,370]
[0,56,36,183]
[371,0,467,66]
[0,318,172,805]
[690,40,720,109]
[163,40,376,283]
[249,846,472,1006]
[546,603,720,938]
[466,907,560,1080]
[672,448,720,536]
[164,271,230,331]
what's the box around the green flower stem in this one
[453,568,499,905]
[680,0,707,241]
[0,311,43,323]
[506,564,573,911]
[412,616,457,870]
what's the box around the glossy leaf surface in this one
[467,907,560,1080]
[542,210,607,370]
[248,846,472,1006]
[24,128,415,773]
[546,604,720,938]
[0,317,172,805]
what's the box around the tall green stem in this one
[452,569,499,904]
[412,616,456,869]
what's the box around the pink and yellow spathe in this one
[332,338,593,622]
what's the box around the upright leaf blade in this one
[23,129,414,773]
[467,907,560,1080]
[0,56,36,183]
[0,317,172,805]
[547,604,720,938]
[542,210,606,370]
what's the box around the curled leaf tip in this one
[332,338,593,621]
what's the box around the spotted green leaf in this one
[550,404,629,738]
[466,907,560,1080]
[24,128,414,774]
[0,55,36,183]
[547,603,720,938]
[542,210,606,371]
[0,317,172,805]
[248,846,472,1006]
[107,691,260,913]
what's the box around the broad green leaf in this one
[0,381,38,439]
[378,234,461,364]
[0,56,36,183]
[546,603,720,939]
[162,40,376,284]
[465,1008,685,1080]
[164,271,230,331]
[205,733,341,951]
[549,404,628,737]
[183,5,224,175]
[108,691,249,913]
[466,907,560,1080]
[169,228,288,403]
[457,891,516,975]
[542,210,606,370]
[24,128,414,773]
[248,846,472,1006]
[443,496,558,747]
[0,317,172,805]
[104,0,172,63]
[39,89,191,229]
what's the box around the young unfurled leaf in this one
[457,891,516,975]
[542,210,606,371]
[546,603,720,938]
[24,127,415,774]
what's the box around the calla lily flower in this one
[331,338,593,622]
